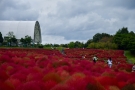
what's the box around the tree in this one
[11,35,17,46]
[68,42,75,48]
[127,35,135,54]
[88,42,117,49]
[113,27,135,54]
[7,31,14,38]
[113,27,130,50]
[99,36,113,43]
[84,39,93,48]
[74,41,84,48]
[92,33,102,42]
[20,38,24,44]
[93,33,111,42]
[129,31,134,35]
[116,27,129,34]
[24,35,32,46]
[60,44,68,48]
[0,32,3,45]
[53,44,59,47]
[87,42,96,49]
[20,35,32,47]
[6,31,17,46]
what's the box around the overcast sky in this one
[0,0,135,44]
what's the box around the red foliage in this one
[0,81,14,90]
[0,54,11,63]
[116,72,130,82]
[127,78,135,84]
[0,48,134,89]
[97,76,118,88]
[51,84,73,90]
[44,80,58,90]
[0,69,9,82]
[117,81,127,89]
[11,71,27,82]
[42,72,62,83]
[16,81,45,90]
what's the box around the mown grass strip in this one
[124,50,135,64]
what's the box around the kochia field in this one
[0,48,135,90]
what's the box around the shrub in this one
[16,81,45,90]
[121,84,135,90]
[42,72,62,83]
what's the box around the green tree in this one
[68,42,75,48]
[60,44,68,48]
[11,35,17,46]
[113,27,129,50]
[93,33,111,42]
[99,36,113,43]
[116,27,129,34]
[87,42,96,49]
[53,44,59,47]
[129,31,134,35]
[24,35,32,46]
[20,38,24,44]
[84,39,93,48]
[113,27,135,54]
[88,42,117,49]
[127,35,135,54]
[74,41,84,48]
[7,31,14,38]
[20,35,32,47]
[6,32,17,46]
[0,32,3,45]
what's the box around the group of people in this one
[92,55,113,68]
[93,55,135,72]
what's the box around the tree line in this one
[0,27,135,54]
[0,31,33,47]
[60,27,135,54]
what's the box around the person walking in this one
[93,55,98,63]
[107,57,112,68]
[132,63,135,72]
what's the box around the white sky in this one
[0,0,135,44]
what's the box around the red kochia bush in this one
[5,78,22,89]
[66,73,86,90]
[42,72,62,83]
[44,80,58,90]
[0,48,134,89]
[0,81,14,90]
[66,73,105,90]
[51,84,74,90]
[116,72,129,82]
[121,84,135,90]
[16,81,45,90]
[84,76,105,90]
[26,72,44,82]
[0,55,11,63]
[97,76,118,88]
[11,71,28,82]
[117,81,127,89]
[101,69,116,77]
[127,78,135,84]
[0,69,9,82]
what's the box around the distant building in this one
[0,21,42,44]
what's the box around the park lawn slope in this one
[125,50,135,63]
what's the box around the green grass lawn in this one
[43,46,64,50]
[124,50,135,64]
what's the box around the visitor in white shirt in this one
[107,57,112,68]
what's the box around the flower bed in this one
[0,48,134,90]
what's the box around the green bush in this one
[38,45,44,48]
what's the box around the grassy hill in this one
[125,50,135,64]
